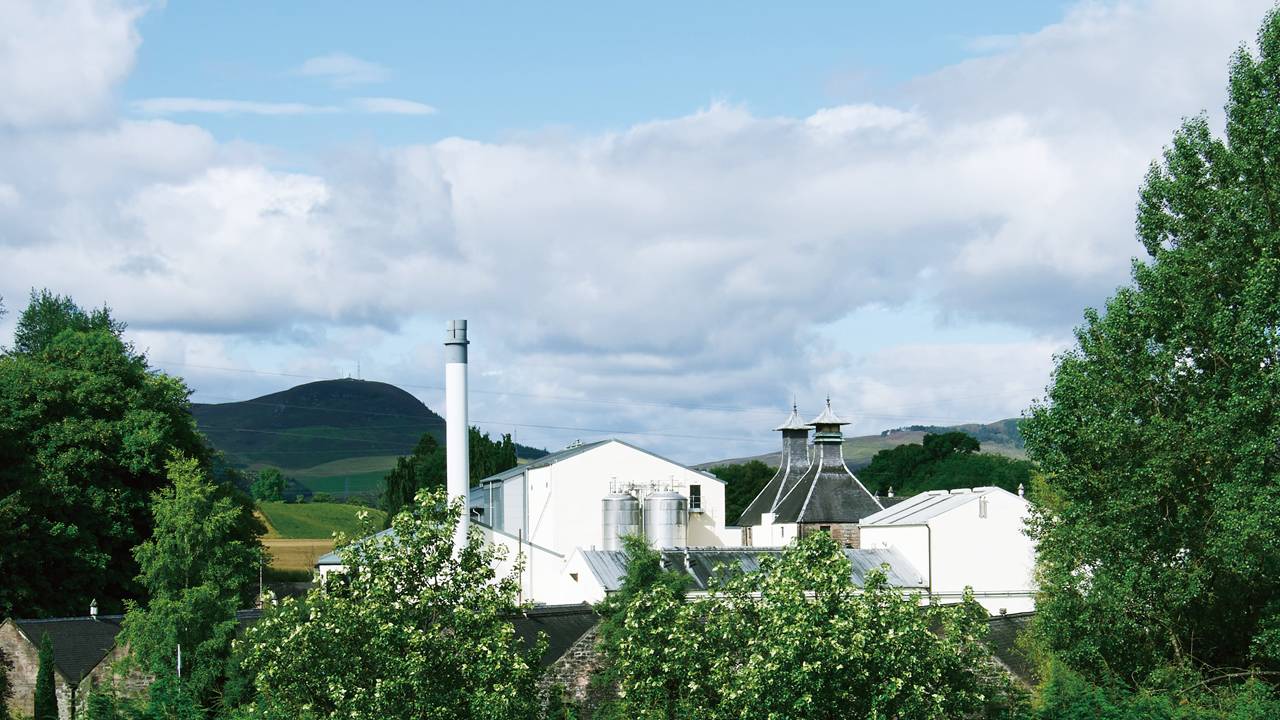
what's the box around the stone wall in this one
[0,620,73,720]
[540,625,613,718]
[800,522,861,548]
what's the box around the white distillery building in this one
[859,486,1037,615]
[319,438,741,604]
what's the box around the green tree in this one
[380,433,445,524]
[0,292,211,617]
[596,532,1022,719]
[236,489,543,720]
[859,431,1033,497]
[121,454,260,713]
[33,633,57,720]
[469,427,518,486]
[706,460,774,522]
[249,468,285,502]
[1023,6,1280,692]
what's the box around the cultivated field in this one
[258,501,386,539]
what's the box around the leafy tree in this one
[859,431,1034,497]
[121,454,260,712]
[706,460,774,522]
[0,292,211,617]
[13,289,124,356]
[596,532,1023,719]
[249,468,285,502]
[235,489,543,720]
[380,433,445,524]
[1023,5,1280,694]
[33,633,57,720]
[470,426,518,486]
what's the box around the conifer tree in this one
[33,633,57,720]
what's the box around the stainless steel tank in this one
[601,492,642,551]
[643,491,688,548]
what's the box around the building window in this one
[689,484,702,511]
[820,525,831,534]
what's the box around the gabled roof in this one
[577,546,926,593]
[510,604,599,668]
[8,609,263,684]
[316,527,395,565]
[11,615,123,683]
[479,438,722,485]
[859,487,1009,526]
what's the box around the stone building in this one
[740,400,885,547]
[0,613,140,720]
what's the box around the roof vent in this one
[90,598,98,620]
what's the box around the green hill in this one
[192,379,547,498]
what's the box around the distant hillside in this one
[697,418,1026,471]
[192,378,547,472]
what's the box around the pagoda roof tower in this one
[771,399,883,525]
[735,402,812,527]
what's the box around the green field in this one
[258,501,387,539]
[255,455,398,496]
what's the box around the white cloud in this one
[351,97,438,115]
[1,0,1276,459]
[295,53,390,87]
[0,0,144,128]
[132,98,342,116]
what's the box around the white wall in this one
[748,514,797,547]
[504,441,729,557]
[860,489,1037,615]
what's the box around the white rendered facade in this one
[859,487,1037,615]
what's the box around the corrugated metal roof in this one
[579,546,927,592]
[316,527,395,565]
[860,487,1003,526]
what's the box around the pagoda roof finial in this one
[774,399,810,431]
[809,398,851,426]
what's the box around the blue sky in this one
[123,2,1070,151]
[0,1,1272,461]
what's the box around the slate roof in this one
[809,399,851,426]
[10,609,263,684]
[736,410,812,528]
[985,612,1038,686]
[12,615,124,683]
[771,449,883,524]
[860,487,1005,526]
[773,404,811,431]
[578,546,926,593]
[511,604,599,668]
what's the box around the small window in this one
[689,484,702,511]
[820,525,831,534]
[570,572,579,582]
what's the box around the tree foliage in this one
[596,532,1022,719]
[33,632,57,720]
[381,428,518,525]
[121,454,260,713]
[0,643,12,720]
[859,431,1033,497]
[249,468,284,502]
[0,291,211,617]
[235,490,543,720]
[1023,6,1280,695]
[706,460,774,523]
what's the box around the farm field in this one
[264,454,398,497]
[263,538,334,573]
[257,501,386,539]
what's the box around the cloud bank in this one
[0,0,1272,460]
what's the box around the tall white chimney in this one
[445,319,470,551]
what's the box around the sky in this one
[0,0,1274,463]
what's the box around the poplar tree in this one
[33,633,57,720]
[1024,6,1280,687]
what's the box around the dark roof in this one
[511,604,599,668]
[878,495,911,508]
[578,547,926,592]
[985,612,1038,686]
[13,615,124,683]
[11,610,265,684]
[771,446,882,524]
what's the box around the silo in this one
[643,491,688,548]
[602,492,642,551]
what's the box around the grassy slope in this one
[258,501,387,539]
